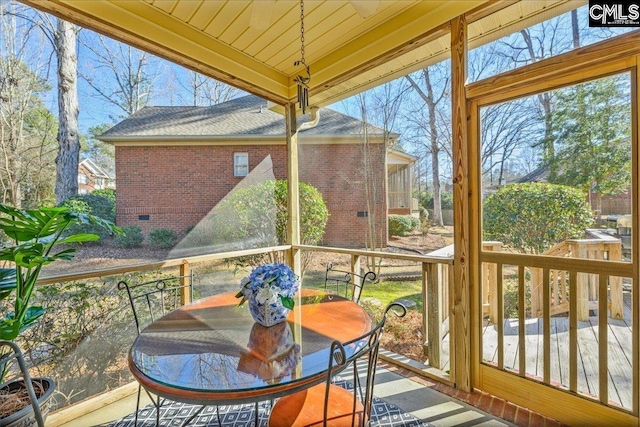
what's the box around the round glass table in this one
[128,290,372,405]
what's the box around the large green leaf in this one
[54,233,100,245]
[19,306,45,333]
[0,317,20,341]
[0,205,71,242]
[0,269,16,300]
[0,203,122,346]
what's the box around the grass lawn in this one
[360,280,423,311]
[303,274,423,311]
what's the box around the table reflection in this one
[128,291,371,400]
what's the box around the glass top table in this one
[128,290,372,405]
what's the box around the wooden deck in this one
[441,290,633,410]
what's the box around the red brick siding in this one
[115,143,387,248]
[77,164,95,194]
[298,143,387,248]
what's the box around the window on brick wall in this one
[78,174,88,184]
[234,152,249,177]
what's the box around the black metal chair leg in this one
[155,395,160,425]
[134,384,141,426]
[217,405,223,427]
[255,401,259,427]
[180,405,206,427]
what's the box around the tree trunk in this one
[405,71,444,227]
[54,19,79,205]
[571,9,580,49]
[424,70,444,227]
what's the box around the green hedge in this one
[114,226,144,248]
[150,228,178,249]
[60,193,116,239]
[483,183,593,254]
[388,215,418,237]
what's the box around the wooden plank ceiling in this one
[20,0,580,109]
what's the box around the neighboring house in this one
[78,158,115,195]
[387,149,418,215]
[99,95,413,248]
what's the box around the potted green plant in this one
[0,204,120,425]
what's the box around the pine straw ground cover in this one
[0,379,50,420]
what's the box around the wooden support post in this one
[179,261,191,305]
[423,262,441,369]
[576,243,590,321]
[286,102,303,379]
[285,103,301,279]
[608,242,623,320]
[451,14,471,392]
[351,255,361,301]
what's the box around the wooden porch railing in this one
[42,244,456,426]
[529,232,623,321]
[294,244,454,373]
[480,249,634,413]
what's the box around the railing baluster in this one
[598,274,609,405]
[180,261,191,305]
[424,262,441,369]
[569,270,578,393]
[497,263,503,370]
[577,244,589,321]
[543,267,551,384]
[518,265,525,377]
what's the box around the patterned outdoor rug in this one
[110,380,431,427]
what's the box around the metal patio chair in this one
[268,302,407,426]
[118,272,221,427]
[324,262,376,303]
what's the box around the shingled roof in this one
[99,95,394,140]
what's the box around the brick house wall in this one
[298,143,387,248]
[78,161,115,194]
[115,142,386,248]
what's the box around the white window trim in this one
[234,152,249,177]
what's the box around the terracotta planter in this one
[0,378,55,427]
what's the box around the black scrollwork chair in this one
[324,262,376,304]
[268,302,407,426]
[118,272,215,426]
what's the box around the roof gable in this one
[79,158,112,179]
[99,95,395,141]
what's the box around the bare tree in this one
[405,65,449,227]
[0,7,56,207]
[2,4,81,205]
[80,34,157,118]
[175,69,241,106]
[351,82,406,271]
[480,98,540,186]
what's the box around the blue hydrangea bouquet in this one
[236,263,299,327]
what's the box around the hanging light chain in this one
[299,0,305,65]
[294,0,310,114]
